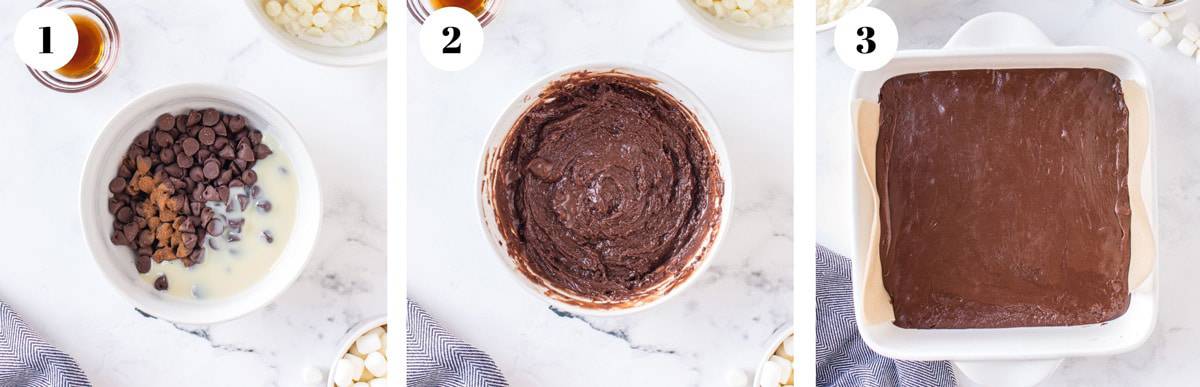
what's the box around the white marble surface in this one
[817,0,1200,385]
[407,1,793,385]
[0,2,385,386]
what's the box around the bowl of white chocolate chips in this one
[244,0,388,66]
[327,316,388,387]
[678,0,794,51]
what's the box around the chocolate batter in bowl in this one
[478,65,731,314]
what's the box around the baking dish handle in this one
[954,358,1063,387]
[943,12,1055,50]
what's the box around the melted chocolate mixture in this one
[876,68,1130,329]
[492,72,722,303]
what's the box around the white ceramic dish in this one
[327,315,387,387]
[816,0,874,32]
[1114,0,1191,13]
[751,326,794,387]
[674,0,793,51]
[477,63,734,317]
[80,83,322,325]
[848,13,1158,386]
[242,0,387,67]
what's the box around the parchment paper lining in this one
[853,81,1155,327]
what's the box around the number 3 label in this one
[419,7,483,72]
[834,7,897,72]
[14,7,78,72]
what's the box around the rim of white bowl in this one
[752,325,795,386]
[1114,0,1191,13]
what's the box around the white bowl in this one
[80,83,323,324]
[1114,0,1191,13]
[816,0,875,32]
[752,326,794,387]
[327,315,387,387]
[674,0,793,51]
[242,0,387,67]
[477,63,734,316]
[848,13,1157,386]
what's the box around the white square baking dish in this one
[847,12,1159,385]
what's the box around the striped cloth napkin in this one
[406,299,508,387]
[0,301,90,387]
[816,245,956,387]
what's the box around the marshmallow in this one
[300,366,324,385]
[758,361,783,387]
[1179,38,1197,56]
[769,356,792,384]
[368,379,388,387]
[333,358,356,387]
[355,333,383,354]
[781,337,794,357]
[1152,28,1173,47]
[725,369,748,387]
[1138,20,1162,40]
[379,332,388,356]
[343,354,365,382]
[1168,8,1187,21]
[1152,13,1171,27]
[364,352,387,377]
[1185,23,1200,41]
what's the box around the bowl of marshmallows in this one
[1131,3,1200,63]
[328,316,388,387]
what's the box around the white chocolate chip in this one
[1167,8,1187,21]
[265,1,283,17]
[1178,38,1197,56]
[1151,13,1170,27]
[355,334,383,355]
[368,379,387,387]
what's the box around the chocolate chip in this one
[202,185,219,202]
[165,164,184,178]
[262,230,273,244]
[218,145,236,160]
[242,170,258,185]
[154,131,174,148]
[237,194,250,210]
[116,206,134,223]
[249,185,262,198]
[177,153,195,169]
[123,223,140,243]
[257,200,272,213]
[108,177,127,194]
[201,108,220,126]
[206,219,224,236]
[174,114,188,132]
[134,132,150,148]
[155,113,175,131]
[253,144,273,160]
[228,218,245,231]
[228,115,246,132]
[187,111,202,126]
[153,275,169,291]
[111,231,128,246]
[249,131,263,146]
[135,256,151,274]
[213,136,229,150]
[181,138,200,156]
[227,233,241,242]
[202,160,220,180]
[191,249,205,265]
[207,238,220,250]
[218,186,230,202]
[159,148,175,164]
[199,127,216,145]
[189,166,204,182]
[237,143,256,162]
[213,121,228,137]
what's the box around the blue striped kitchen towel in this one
[816,245,955,387]
[407,299,508,387]
[0,300,90,387]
